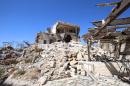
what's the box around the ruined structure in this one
[82,0,130,82]
[1,0,130,86]
[91,18,130,60]
[83,0,130,60]
[36,22,80,44]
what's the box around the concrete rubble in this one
[0,41,129,86]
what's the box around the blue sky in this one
[0,0,129,46]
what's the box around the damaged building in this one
[91,17,130,60]
[83,0,130,61]
[36,21,80,44]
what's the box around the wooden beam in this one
[87,40,91,61]
[93,17,130,27]
[94,0,130,37]
[96,2,118,7]
[108,25,130,29]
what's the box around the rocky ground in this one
[0,42,129,86]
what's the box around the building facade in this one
[36,21,80,44]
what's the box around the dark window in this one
[64,34,72,43]
[57,30,60,33]
[69,30,73,33]
[51,34,54,36]
[57,29,64,33]
[57,40,61,42]
[69,30,75,33]
[43,40,47,44]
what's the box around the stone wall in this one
[79,62,129,77]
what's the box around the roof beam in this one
[94,0,130,36]
[93,17,130,27]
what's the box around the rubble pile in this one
[0,45,23,65]
[0,42,129,86]
[90,46,114,61]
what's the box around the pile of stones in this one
[1,42,129,86]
